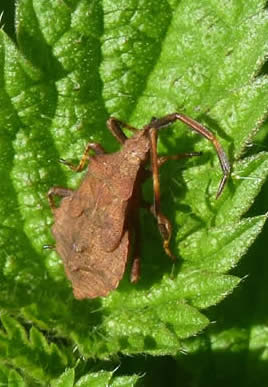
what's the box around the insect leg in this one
[130,212,142,284]
[158,152,202,167]
[149,113,230,198]
[48,187,73,210]
[107,117,138,145]
[149,128,175,259]
[60,143,106,172]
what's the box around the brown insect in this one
[48,113,230,299]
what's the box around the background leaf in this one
[0,0,267,385]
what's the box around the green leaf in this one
[75,371,113,387]
[0,314,72,383]
[0,364,9,386]
[180,215,267,272]
[110,373,141,387]
[103,301,208,355]
[8,369,26,387]
[51,368,75,387]
[51,369,141,387]
[0,0,267,382]
[0,363,28,386]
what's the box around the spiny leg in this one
[147,113,230,198]
[157,152,202,167]
[107,117,138,145]
[48,187,74,211]
[145,152,201,255]
[130,211,142,284]
[149,128,175,259]
[148,145,201,258]
[60,142,106,172]
[61,117,138,172]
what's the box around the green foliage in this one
[0,314,72,383]
[51,368,140,387]
[0,363,26,387]
[0,0,267,385]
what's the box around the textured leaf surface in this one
[0,363,26,387]
[51,369,141,387]
[0,314,72,383]
[51,368,75,387]
[0,0,267,384]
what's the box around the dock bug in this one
[48,113,230,299]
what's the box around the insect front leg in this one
[107,117,138,145]
[48,187,74,211]
[130,211,142,284]
[149,113,230,198]
[157,152,202,167]
[60,142,106,172]
[149,128,175,259]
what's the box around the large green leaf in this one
[0,0,267,384]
